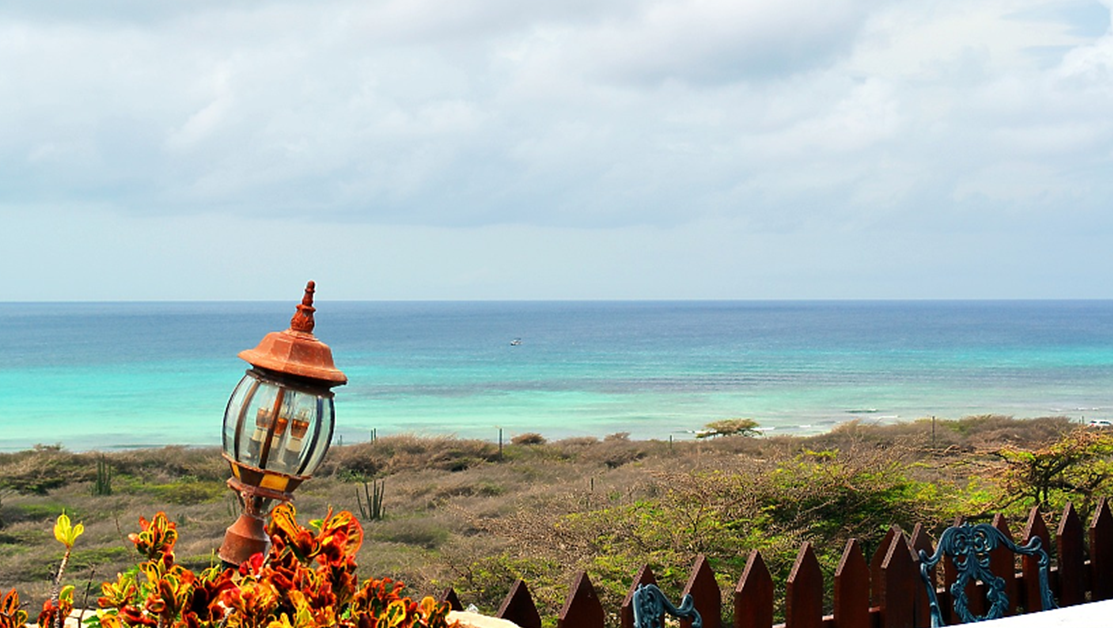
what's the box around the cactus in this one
[355,480,385,521]
[92,456,112,496]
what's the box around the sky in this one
[2,0,1112,301]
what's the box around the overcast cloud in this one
[2,0,1112,300]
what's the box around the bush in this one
[0,447,84,495]
[148,480,227,505]
[323,435,501,477]
[511,433,546,446]
[371,518,451,549]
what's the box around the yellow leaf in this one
[54,512,84,549]
[385,600,407,628]
[266,615,294,628]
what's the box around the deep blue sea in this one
[1,301,1112,452]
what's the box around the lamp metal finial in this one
[290,281,316,333]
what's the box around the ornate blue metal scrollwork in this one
[632,584,702,628]
[918,522,1057,626]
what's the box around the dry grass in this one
[0,416,1082,620]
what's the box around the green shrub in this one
[371,518,450,549]
[14,503,78,522]
[147,480,227,505]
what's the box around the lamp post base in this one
[218,511,270,568]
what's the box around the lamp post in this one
[218,281,347,566]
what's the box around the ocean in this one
[1,300,1111,452]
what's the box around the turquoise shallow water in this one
[1,301,1111,452]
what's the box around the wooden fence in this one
[440,497,1113,628]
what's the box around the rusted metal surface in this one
[218,511,270,567]
[238,281,349,385]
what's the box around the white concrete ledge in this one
[447,610,522,628]
[972,599,1113,627]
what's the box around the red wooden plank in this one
[439,588,463,611]
[559,571,604,628]
[497,579,542,628]
[879,530,916,628]
[734,550,773,628]
[990,514,1017,616]
[1021,507,1052,612]
[833,538,869,628]
[1057,502,1085,607]
[682,554,721,628]
[908,524,934,628]
[621,564,658,628]
[870,527,899,607]
[1091,497,1113,601]
[787,542,824,628]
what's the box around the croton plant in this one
[1,505,454,628]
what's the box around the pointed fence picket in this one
[870,526,898,608]
[559,572,604,628]
[1091,498,1113,601]
[1057,502,1086,607]
[833,538,870,628]
[1021,506,1052,613]
[786,543,823,628]
[908,525,934,628]
[448,501,1113,628]
[989,514,1017,617]
[735,551,773,628]
[683,555,721,628]
[498,579,542,628]
[880,528,916,628]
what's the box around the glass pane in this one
[222,373,254,458]
[300,397,334,476]
[239,379,280,469]
[269,390,319,476]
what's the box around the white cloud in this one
[1,0,1112,298]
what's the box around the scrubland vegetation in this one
[2,415,1111,625]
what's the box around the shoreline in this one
[0,411,1094,455]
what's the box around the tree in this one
[996,428,1113,512]
[697,418,761,439]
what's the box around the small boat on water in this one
[510,338,522,346]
